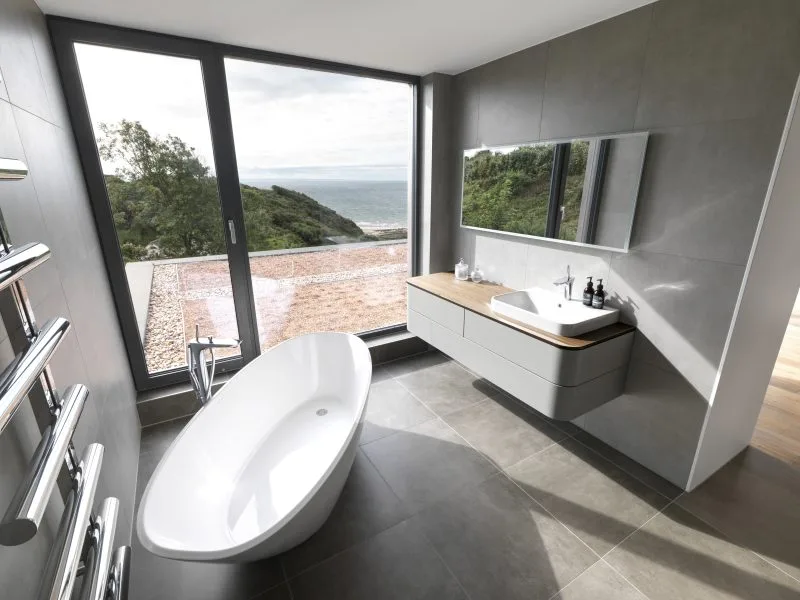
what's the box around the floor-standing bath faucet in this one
[187,325,241,405]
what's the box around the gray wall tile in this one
[635,0,800,129]
[452,68,480,150]
[477,45,547,146]
[540,5,653,139]
[0,1,140,587]
[631,116,785,265]
[0,0,52,122]
[607,250,744,399]
[583,360,708,488]
[440,0,799,488]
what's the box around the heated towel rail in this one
[0,158,130,600]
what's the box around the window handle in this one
[228,219,236,245]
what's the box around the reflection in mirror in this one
[461,132,648,251]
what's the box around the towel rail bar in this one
[0,384,89,545]
[78,497,119,600]
[37,443,104,600]
[0,242,50,293]
[0,317,70,436]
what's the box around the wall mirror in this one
[460,132,648,251]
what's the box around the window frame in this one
[48,17,421,391]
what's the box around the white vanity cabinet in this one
[406,274,634,420]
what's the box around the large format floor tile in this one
[573,431,682,500]
[443,394,567,468]
[288,520,467,600]
[362,418,498,513]
[395,357,500,416]
[605,504,800,600]
[507,438,671,555]
[413,474,599,600]
[382,350,449,378]
[678,447,800,581]
[552,560,647,600]
[280,449,408,577]
[359,378,436,445]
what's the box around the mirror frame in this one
[459,131,649,253]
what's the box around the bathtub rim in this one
[136,331,372,561]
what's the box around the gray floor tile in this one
[383,350,449,378]
[573,430,683,500]
[677,447,800,581]
[139,416,191,457]
[507,439,671,555]
[130,535,285,600]
[362,418,498,513]
[370,365,393,383]
[443,395,567,468]
[253,584,293,600]
[552,561,647,599]
[288,520,466,600]
[396,359,499,416]
[414,473,598,600]
[605,504,800,600]
[281,449,409,577]
[360,379,436,445]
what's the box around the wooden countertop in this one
[407,272,635,350]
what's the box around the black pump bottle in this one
[583,277,594,306]
[592,278,606,309]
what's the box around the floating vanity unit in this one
[407,273,635,420]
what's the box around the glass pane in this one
[225,58,412,352]
[462,143,555,237]
[75,44,241,374]
[558,140,590,242]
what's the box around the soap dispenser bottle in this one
[592,278,606,309]
[583,277,594,307]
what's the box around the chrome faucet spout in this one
[187,324,241,405]
[552,265,575,300]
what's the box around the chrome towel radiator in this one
[0,158,130,600]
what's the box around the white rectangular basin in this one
[490,288,619,337]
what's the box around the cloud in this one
[75,44,411,180]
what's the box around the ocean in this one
[242,179,408,230]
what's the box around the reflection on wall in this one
[461,133,647,250]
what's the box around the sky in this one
[74,43,412,181]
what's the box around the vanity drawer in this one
[407,285,464,335]
[463,311,633,386]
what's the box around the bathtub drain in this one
[316,408,328,416]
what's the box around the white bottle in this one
[470,266,484,283]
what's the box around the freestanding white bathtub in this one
[136,332,372,562]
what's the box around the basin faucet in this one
[187,324,241,405]
[553,265,575,300]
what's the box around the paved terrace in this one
[131,241,408,372]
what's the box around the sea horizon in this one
[242,178,409,230]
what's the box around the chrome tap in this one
[187,324,241,405]
[553,265,575,300]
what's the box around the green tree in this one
[99,121,369,262]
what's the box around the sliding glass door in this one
[72,43,243,377]
[50,20,418,389]
[224,58,413,352]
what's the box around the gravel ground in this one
[144,243,408,372]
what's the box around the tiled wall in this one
[444,0,800,487]
[0,0,140,594]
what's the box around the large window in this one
[51,21,418,389]
[225,58,412,352]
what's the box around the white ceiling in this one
[36,0,656,75]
